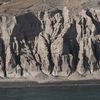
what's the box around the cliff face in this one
[0,0,100,81]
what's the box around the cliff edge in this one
[0,0,99,83]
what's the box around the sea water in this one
[0,85,100,100]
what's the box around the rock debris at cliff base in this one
[0,2,99,81]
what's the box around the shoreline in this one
[0,80,100,88]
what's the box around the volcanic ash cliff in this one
[0,7,100,82]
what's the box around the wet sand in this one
[0,80,100,88]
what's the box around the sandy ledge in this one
[0,71,100,88]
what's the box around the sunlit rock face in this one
[0,0,99,81]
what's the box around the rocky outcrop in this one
[0,6,100,81]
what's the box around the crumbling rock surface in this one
[0,5,100,81]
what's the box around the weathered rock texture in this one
[0,0,100,81]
